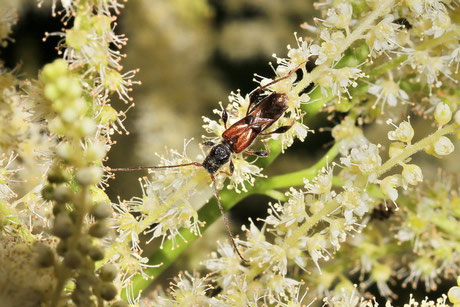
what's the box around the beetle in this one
[109,61,306,261]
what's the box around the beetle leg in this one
[218,160,234,177]
[244,150,269,157]
[247,87,266,115]
[261,124,292,136]
[251,124,262,134]
[202,141,215,147]
[222,109,228,129]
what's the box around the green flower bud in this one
[64,250,82,269]
[53,212,73,239]
[56,143,73,161]
[89,221,110,238]
[35,243,55,268]
[86,142,107,163]
[88,246,105,261]
[99,263,118,282]
[97,105,119,125]
[77,236,93,255]
[455,110,460,125]
[77,118,97,138]
[41,59,68,83]
[100,282,117,301]
[90,202,112,220]
[48,167,69,184]
[76,166,103,186]
[41,185,55,201]
[66,28,88,50]
[54,184,72,203]
[56,240,68,256]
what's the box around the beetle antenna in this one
[108,162,203,172]
[257,60,307,91]
[210,174,247,262]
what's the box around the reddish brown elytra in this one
[109,61,306,261]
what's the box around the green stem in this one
[376,124,457,177]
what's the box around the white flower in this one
[241,221,288,275]
[305,233,330,272]
[406,50,453,88]
[0,154,20,200]
[168,272,212,306]
[433,136,454,155]
[287,34,320,64]
[401,164,423,188]
[433,102,452,126]
[325,3,353,31]
[204,242,247,289]
[227,155,264,193]
[264,189,308,232]
[336,184,370,225]
[380,175,402,202]
[318,67,366,100]
[366,15,402,56]
[316,30,346,65]
[423,11,451,38]
[304,166,333,195]
[332,118,369,155]
[368,78,409,111]
[387,119,414,143]
[340,143,382,180]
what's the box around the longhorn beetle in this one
[109,61,306,261]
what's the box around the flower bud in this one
[89,221,110,238]
[35,243,55,268]
[99,264,118,282]
[56,240,68,256]
[41,185,55,201]
[455,110,460,125]
[89,246,105,261]
[54,184,72,203]
[48,167,69,183]
[56,143,73,161]
[64,250,82,269]
[433,136,454,156]
[448,286,460,304]
[91,202,113,220]
[86,141,107,163]
[61,107,79,123]
[434,102,452,126]
[100,282,117,301]
[401,164,423,187]
[76,166,103,186]
[388,121,414,143]
[53,212,73,239]
[77,118,97,138]
[380,175,401,201]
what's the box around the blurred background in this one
[2,0,457,304]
